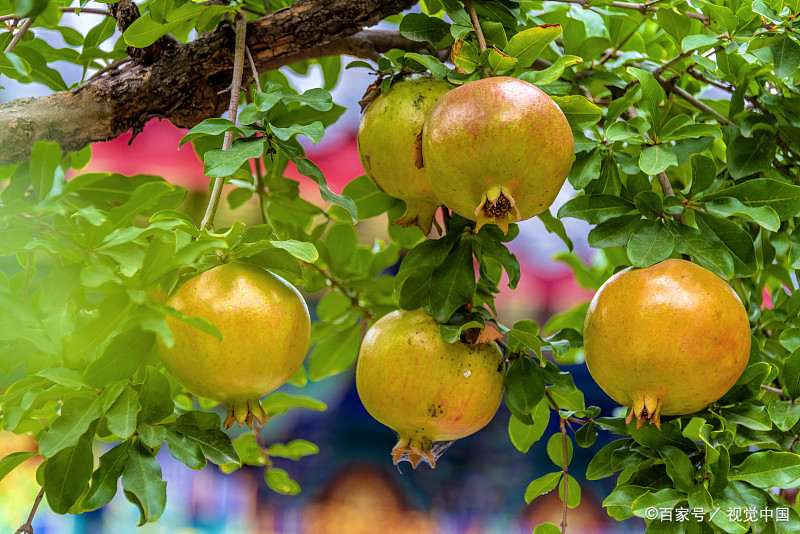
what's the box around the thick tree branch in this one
[0,0,416,166]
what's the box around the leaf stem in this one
[201,12,247,231]
[5,16,35,53]
[559,416,569,534]
[15,486,45,534]
[462,0,491,78]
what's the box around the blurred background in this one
[0,5,648,533]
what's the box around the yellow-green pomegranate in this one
[356,309,504,468]
[357,76,453,234]
[158,263,310,429]
[584,259,751,429]
[422,76,574,234]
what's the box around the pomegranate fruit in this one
[357,76,453,234]
[356,309,504,468]
[158,263,310,429]
[422,76,574,234]
[583,259,750,429]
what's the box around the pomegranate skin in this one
[584,259,751,428]
[356,309,504,468]
[422,76,574,233]
[158,262,310,429]
[357,76,453,234]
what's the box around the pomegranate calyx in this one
[223,399,267,430]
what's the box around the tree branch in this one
[463,0,491,78]
[5,17,35,53]
[0,0,417,166]
[15,486,45,534]
[560,417,569,534]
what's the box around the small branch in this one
[652,49,694,78]
[15,486,45,534]
[5,16,35,53]
[245,46,261,92]
[463,0,491,78]
[59,7,112,16]
[201,12,247,231]
[0,14,17,22]
[598,20,643,65]
[657,172,685,224]
[559,417,569,534]
[545,0,708,20]
[657,75,731,125]
[87,57,133,81]
[761,384,788,398]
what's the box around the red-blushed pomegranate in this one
[158,263,310,429]
[422,76,574,234]
[356,309,504,468]
[584,259,751,429]
[357,76,453,234]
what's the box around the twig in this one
[15,486,45,534]
[652,49,694,78]
[5,16,34,53]
[87,57,133,81]
[245,46,261,92]
[544,0,708,21]
[657,75,731,125]
[598,20,643,65]
[657,172,685,224]
[559,416,569,534]
[463,0,491,78]
[761,384,787,398]
[200,12,247,231]
[59,7,112,15]
[0,14,17,22]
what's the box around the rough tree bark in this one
[0,0,419,166]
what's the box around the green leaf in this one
[558,474,581,508]
[105,388,140,440]
[399,12,451,45]
[179,118,242,147]
[726,131,777,179]
[269,240,318,262]
[657,7,691,47]
[771,36,800,78]
[688,483,713,513]
[165,429,207,470]
[30,140,61,201]
[547,433,573,469]
[538,209,573,252]
[138,424,167,449]
[701,179,800,220]
[273,139,357,221]
[639,146,678,175]
[266,468,301,495]
[694,212,757,278]
[533,524,561,534]
[627,67,665,132]
[669,222,734,280]
[518,55,582,85]
[173,425,240,466]
[505,357,545,414]
[704,196,780,231]
[503,24,562,68]
[137,366,173,425]
[659,445,694,492]
[588,215,641,248]
[82,442,131,511]
[730,451,800,489]
[724,404,772,431]
[39,386,123,458]
[575,422,597,448]
[783,348,800,399]
[44,431,94,514]
[429,238,476,322]
[779,328,800,353]
[268,439,320,460]
[403,52,451,79]
[123,4,203,48]
[260,392,327,418]
[0,451,36,484]
[83,330,154,388]
[627,220,675,267]
[507,319,541,353]
[524,472,562,504]
[767,399,800,431]
[122,443,167,525]
[508,398,550,453]
[558,194,635,224]
[280,88,334,111]
[329,175,400,220]
[551,95,603,129]
[204,138,264,178]
[308,322,362,381]
[36,367,86,388]
[270,122,325,144]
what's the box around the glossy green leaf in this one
[122,443,167,525]
[524,472,562,504]
[260,392,327,418]
[730,451,800,489]
[266,468,301,495]
[505,357,545,414]
[627,220,674,267]
[508,398,550,453]
[503,24,562,68]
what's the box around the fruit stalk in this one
[201,11,247,231]
[462,0,490,78]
